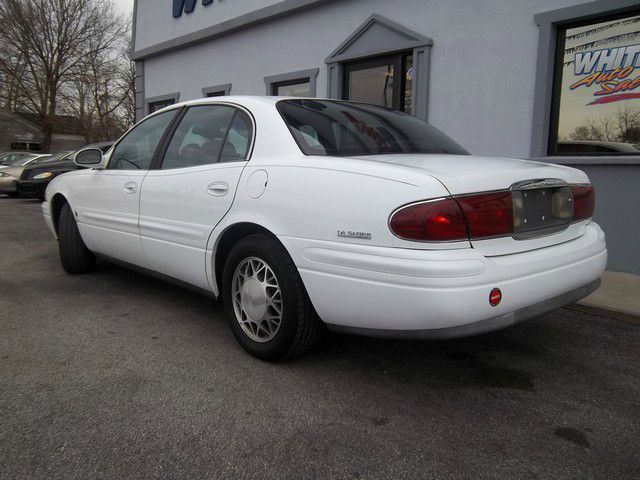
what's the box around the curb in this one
[566,303,640,324]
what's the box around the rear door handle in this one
[207,181,229,197]
[124,181,137,194]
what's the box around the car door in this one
[73,109,178,267]
[139,104,253,290]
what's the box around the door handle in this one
[124,181,137,194]
[207,181,229,197]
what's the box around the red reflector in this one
[489,288,502,307]
[571,185,595,221]
[456,191,514,239]
[389,198,468,241]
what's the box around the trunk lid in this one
[357,154,591,255]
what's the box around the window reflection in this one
[554,13,640,155]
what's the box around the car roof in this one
[153,95,335,114]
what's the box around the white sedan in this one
[43,97,607,360]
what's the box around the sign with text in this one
[173,0,214,18]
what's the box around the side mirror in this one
[74,148,104,168]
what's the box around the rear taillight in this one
[389,198,468,241]
[456,191,513,239]
[390,184,594,243]
[389,191,513,242]
[571,185,595,221]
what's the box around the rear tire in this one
[58,202,95,273]
[6,192,19,198]
[222,234,322,361]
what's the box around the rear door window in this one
[161,105,251,169]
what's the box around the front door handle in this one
[207,181,229,197]
[124,181,137,194]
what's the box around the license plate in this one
[512,186,573,239]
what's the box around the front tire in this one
[58,202,95,273]
[222,234,322,361]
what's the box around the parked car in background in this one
[19,143,113,200]
[557,140,640,154]
[0,151,39,165]
[0,152,47,170]
[43,97,606,360]
[0,154,52,197]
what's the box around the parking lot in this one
[0,197,638,479]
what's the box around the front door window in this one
[344,53,413,114]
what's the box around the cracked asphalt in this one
[1,197,639,479]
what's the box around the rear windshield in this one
[277,99,469,157]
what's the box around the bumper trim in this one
[325,278,601,339]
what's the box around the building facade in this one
[131,0,640,274]
[0,109,86,153]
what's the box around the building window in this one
[272,79,311,97]
[343,53,413,114]
[202,83,232,97]
[10,141,42,151]
[146,93,180,114]
[264,69,319,97]
[550,11,640,155]
[149,99,175,113]
[325,15,432,120]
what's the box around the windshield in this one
[0,153,36,165]
[4,155,39,166]
[277,99,469,157]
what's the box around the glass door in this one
[343,53,413,113]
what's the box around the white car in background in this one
[43,97,606,360]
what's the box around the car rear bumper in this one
[328,279,600,339]
[280,221,607,337]
[18,180,47,197]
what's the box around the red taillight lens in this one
[456,191,514,239]
[389,198,468,241]
[572,185,595,221]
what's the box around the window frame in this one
[106,107,183,171]
[154,102,256,170]
[547,8,640,156]
[202,83,232,97]
[264,68,319,97]
[531,0,640,163]
[146,92,181,114]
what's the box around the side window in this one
[161,106,250,169]
[220,110,252,162]
[108,110,176,170]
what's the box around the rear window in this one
[277,99,469,157]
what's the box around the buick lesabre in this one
[43,97,607,360]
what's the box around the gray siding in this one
[0,110,42,151]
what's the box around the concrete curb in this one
[566,303,640,324]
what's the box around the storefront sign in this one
[570,44,640,105]
[173,0,214,18]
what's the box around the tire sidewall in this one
[222,236,300,360]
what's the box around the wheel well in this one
[214,223,278,292]
[51,193,68,236]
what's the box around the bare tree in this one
[62,34,136,142]
[0,0,127,151]
[570,110,630,142]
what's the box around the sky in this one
[113,0,134,17]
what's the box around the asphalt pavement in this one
[1,197,639,480]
